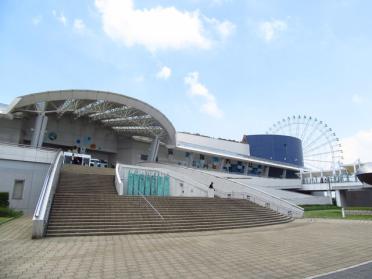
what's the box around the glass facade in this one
[127,171,170,196]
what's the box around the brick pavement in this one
[1,217,372,279]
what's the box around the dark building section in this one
[356,163,372,186]
[243,134,304,167]
[268,167,283,178]
[286,170,299,179]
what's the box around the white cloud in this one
[184,72,223,118]
[341,129,372,163]
[206,18,236,40]
[352,94,363,104]
[32,16,42,26]
[156,66,172,80]
[94,0,235,51]
[216,20,235,39]
[259,19,287,42]
[52,10,67,26]
[73,19,86,32]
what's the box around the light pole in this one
[328,176,332,204]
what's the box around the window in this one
[168,149,173,155]
[140,154,148,161]
[12,180,25,200]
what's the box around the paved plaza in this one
[1,217,372,279]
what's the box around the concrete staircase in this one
[46,167,293,237]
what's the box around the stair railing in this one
[115,164,165,220]
[149,162,304,218]
[32,150,64,238]
[215,189,298,217]
[138,191,165,220]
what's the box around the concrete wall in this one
[177,132,250,157]
[230,177,302,189]
[0,144,56,164]
[0,159,50,215]
[339,189,372,207]
[0,118,22,143]
[22,115,118,153]
[117,138,151,164]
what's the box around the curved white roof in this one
[6,90,176,146]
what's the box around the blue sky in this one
[1,0,372,161]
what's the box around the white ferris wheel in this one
[267,115,343,172]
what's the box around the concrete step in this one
[46,219,291,237]
[47,169,293,237]
[47,218,290,231]
[48,216,290,228]
[49,213,289,223]
[49,203,267,209]
[48,213,288,225]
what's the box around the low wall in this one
[0,159,50,214]
[0,143,56,164]
[345,210,372,216]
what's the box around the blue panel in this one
[163,176,170,196]
[151,175,157,196]
[157,176,164,196]
[133,173,139,195]
[145,175,151,195]
[245,134,304,167]
[127,172,134,195]
[138,174,145,195]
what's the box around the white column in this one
[148,136,160,162]
[31,113,48,148]
[188,153,194,167]
[207,188,215,198]
[335,190,341,206]
[244,162,249,175]
[220,158,225,171]
[335,190,346,207]
[282,169,287,179]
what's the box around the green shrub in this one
[0,192,9,207]
[0,207,22,218]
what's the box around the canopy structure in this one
[5,90,176,146]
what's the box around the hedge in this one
[0,192,9,207]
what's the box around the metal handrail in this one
[153,162,303,216]
[231,180,303,211]
[302,175,360,185]
[162,163,303,212]
[34,150,63,217]
[139,192,164,220]
[115,164,165,220]
[217,189,296,211]
[136,163,209,194]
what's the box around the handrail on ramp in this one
[139,192,164,220]
[32,150,64,238]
